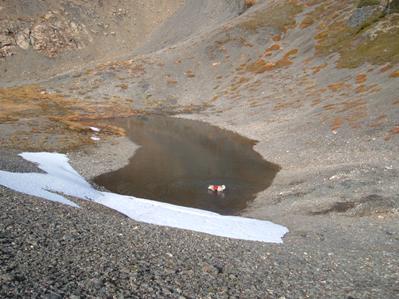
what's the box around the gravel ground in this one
[1,148,398,298]
[67,137,139,180]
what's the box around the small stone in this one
[90,278,103,289]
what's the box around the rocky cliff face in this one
[0,10,90,58]
[0,0,183,81]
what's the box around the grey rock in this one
[348,6,382,28]
[16,28,31,50]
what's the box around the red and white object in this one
[208,184,226,192]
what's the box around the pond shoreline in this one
[91,116,279,215]
[68,136,140,181]
[1,119,398,297]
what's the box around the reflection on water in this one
[94,116,280,215]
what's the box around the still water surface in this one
[94,116,280,215]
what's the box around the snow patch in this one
[0,152,288,243]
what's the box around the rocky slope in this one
[0,0,183,82]
[1,0,399,297]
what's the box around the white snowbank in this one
[0,152,288,243]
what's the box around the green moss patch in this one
[239,0,303,32]
[339,26,399,68]
[315,3,399,68]
[357,0,380,8]
[387,0,399,13]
